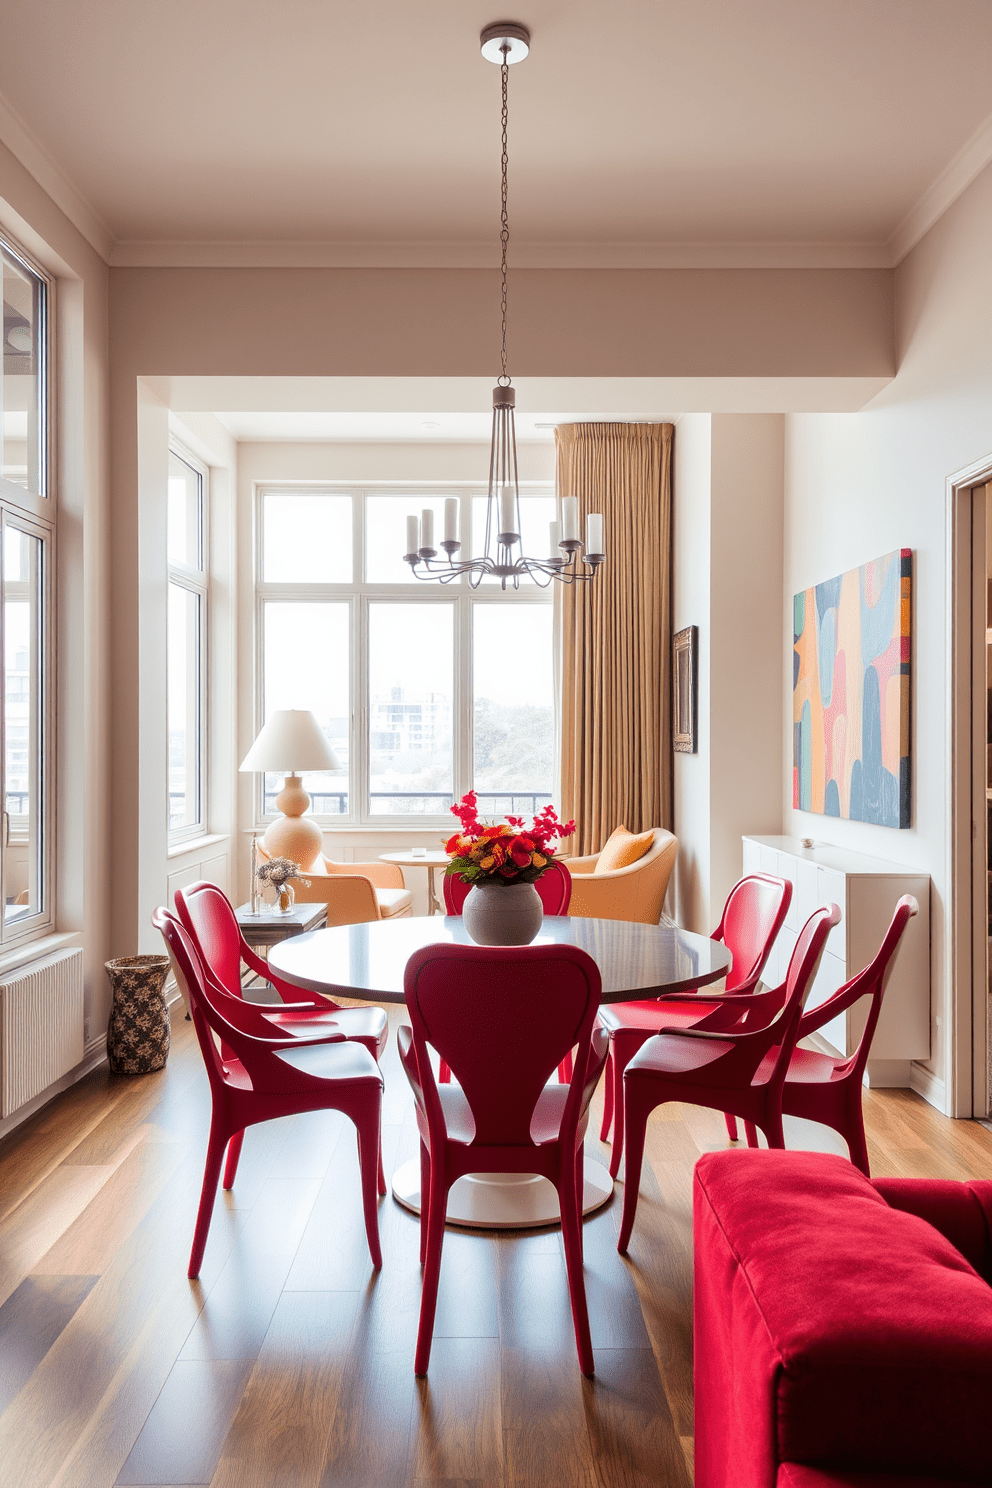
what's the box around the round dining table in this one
[268,915,732,1230]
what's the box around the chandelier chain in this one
[499,47,510,385]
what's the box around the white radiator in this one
[0,948,85,1116]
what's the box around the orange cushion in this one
[595,826,654,874]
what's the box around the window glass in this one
[262,492,352,583]
[262,601,349,814]
[3,524,44,929]
[471,494,558,583]
[167,584,201,831]
[2,246,45,496]
[366,494,454,584]
[168,452,202,570]
[368,602,453,814]
[473,603,554,818]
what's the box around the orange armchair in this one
[258,847,413,925]
[564,828,678,924]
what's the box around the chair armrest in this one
[562,852,599,876]
[319,855,406,891]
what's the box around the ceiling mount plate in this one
[480,22,530,64]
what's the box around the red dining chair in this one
[175,881,388,1061]
[744,894,918,1176]
[438,859,574,1085]
[154,907,385,1278]
[442,858,572,917]
[398,941,609,1377]
[616,902,839,1254]
[598,873,792,1176]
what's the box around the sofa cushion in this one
[872,1176,992,1284]
[595,826,654,873]
[375,886,413,918]
[694,1150,992,1484]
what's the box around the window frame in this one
[0,227,55,947]
[253,481,555,828]
[167,441,209,845]
[1,232,54,513]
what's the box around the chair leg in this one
[761,1110,785,1150]
[745,1120,760,1148]
[356,1110,383,1270]
[377,1142,387,1197]
[439,1058,451,1084]
[617,1081,653,1254]
[419,1141,431,1266]
[844,1104,871,1177]
[415,1168,448,1376]
[608,1046,635,1179]
[599,1049,615,1142]
[724,1112,739,1141]
[222,1130,245,1189]
[188,1117,229,1279]
[558,1050,574,1084]
[574,1140,585,1261]
[559,1160,595,1377]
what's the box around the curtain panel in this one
[555,422,674,858]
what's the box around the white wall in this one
[783,160,992,1115]
[673,413,785,932]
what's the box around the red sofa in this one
[693,1150,992,1488]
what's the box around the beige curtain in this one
[555,422,674,857]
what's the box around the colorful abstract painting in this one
[793,549,911,829]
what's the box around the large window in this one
[0,233,53,943]
[254,486,555,824]
[167,446,207,839]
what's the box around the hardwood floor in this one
[1,1009,990,1488]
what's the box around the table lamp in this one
[240,709,340,869]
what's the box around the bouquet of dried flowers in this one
[444,792,575,887]
[255,857,310,892]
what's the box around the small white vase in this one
[463,881,543,946]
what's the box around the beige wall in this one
[783,160,992,1116]
[0,140,112,1060]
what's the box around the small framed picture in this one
[673,626,698,754]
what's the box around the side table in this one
[378,851,449,915]
[235,903,327,997]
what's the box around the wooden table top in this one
[267,915,731,1006]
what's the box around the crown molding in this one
[888,109,992,265]
[108,237,894,270]
[0,93,113,261]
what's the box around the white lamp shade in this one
[239,709,341,773]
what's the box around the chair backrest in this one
[760,903,840,1084]
[153,906,240,1094]
[714,874,792,994]
[403,941,602,1148]
[798,894,918,1079]
[174,880,245,999]
[443,859,572,917]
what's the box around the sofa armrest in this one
[563,852,600,876]
[319,855,406,890]
[873,1177,992,1283]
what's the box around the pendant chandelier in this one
[404,21,605,590]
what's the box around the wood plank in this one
[115,1358,254,1484]
[583,1347,690,1488]
[0,1164,113,1308]
[0,1274,97,1418]
[34,1134,186,1276]
[210,1291,361,1488]
[501,1345,597,1488]
[317,1340,416,1488]
[408,1337,503,1484]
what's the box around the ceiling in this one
[2,0,991,267]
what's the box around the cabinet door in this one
[742,838,761,876]
[817,867,847,959]
[806,950,848,1055]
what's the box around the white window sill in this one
[0,930,81,979]
[167,832,231,860]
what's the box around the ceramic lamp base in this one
[261,774,324,870]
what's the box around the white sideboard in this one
[741,836,930,1083]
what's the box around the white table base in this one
[391,1156,614,1229]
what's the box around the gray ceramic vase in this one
[463,881,544,946]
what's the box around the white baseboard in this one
[910,1060,947,1114]
[865,1059,911,1088]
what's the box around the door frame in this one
[947,454,992,1117]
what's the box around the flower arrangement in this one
[444,792,575,887]
[255,857,310,892]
